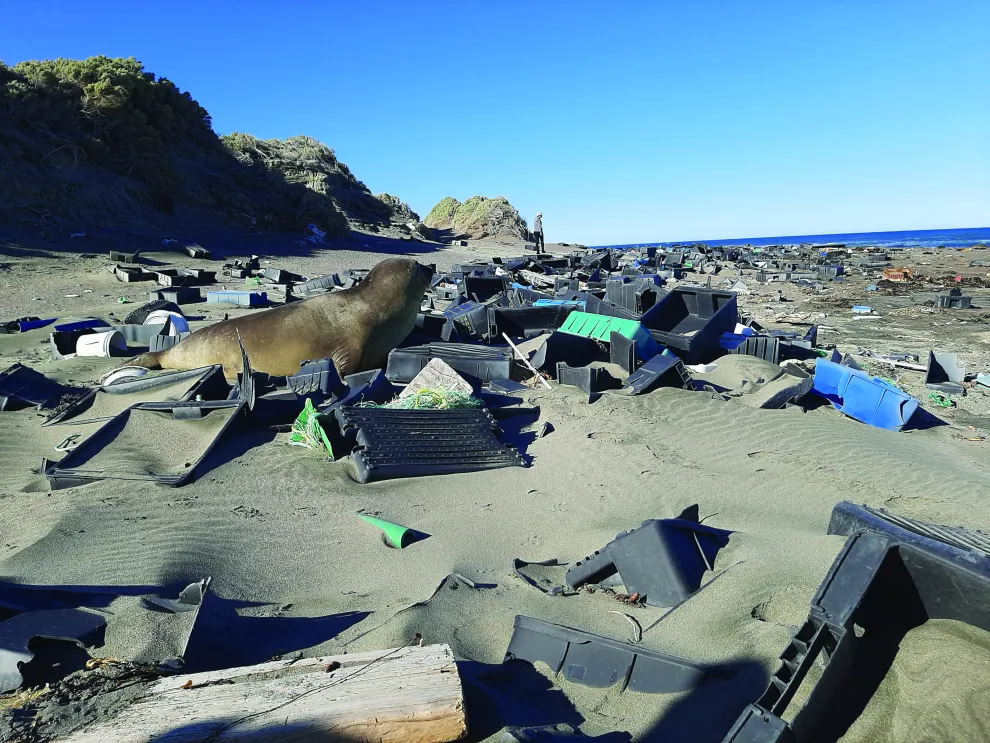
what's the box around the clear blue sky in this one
[2,1,988,244]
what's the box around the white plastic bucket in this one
[144,310,189,335]
[76,330,127,358]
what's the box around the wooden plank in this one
[62,644,466,743]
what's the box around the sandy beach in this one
[2,232,990,742]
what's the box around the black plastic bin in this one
[488,305,577,340]
[640,287,738,364]
[386,344,515,385]
[605,278,663,314]
[462,275,508,303]
[722,501,990,743]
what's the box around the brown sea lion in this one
[130,258,434,378]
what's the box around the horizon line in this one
[591,225,990,247]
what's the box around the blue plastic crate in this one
[812,359,919,431]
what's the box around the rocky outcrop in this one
[424,196,528,240]
[375,193,420,223]
[0,55,414,239]
[220,134,396,228]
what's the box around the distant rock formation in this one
[221,134,395,228]
[424,196,528,240]
[375,193,420,223]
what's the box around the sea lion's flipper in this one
[129,350,164,369]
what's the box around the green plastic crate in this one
[558,311,660,359]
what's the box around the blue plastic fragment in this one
[443,300,483,319]
[812,359,919,431]
[533,299,586,309]
[53,318,109,332]
[718,333,749,351]
[17,317,57,332]
[851,305,872,314]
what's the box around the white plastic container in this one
[144,310,190,335]
[100,366,150,386]
[76,330,127,358]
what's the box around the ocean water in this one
[595,226,990,250]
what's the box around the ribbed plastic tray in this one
[812,359,919,431]
[334,407,526,483]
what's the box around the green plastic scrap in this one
[928,392,955,408]
[244,276,262,287]
[117,297,131,304]
[357,513,414,549]
[288,398,333,457]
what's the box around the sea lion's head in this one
[360,257,435,313]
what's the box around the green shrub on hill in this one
[424,195,528,239]
[0,56,210,210]
[0,56,403,237]
[424,196,461,226]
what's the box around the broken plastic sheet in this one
[0,363,77,412]
[44,400,246,489]
[43,365,226,427]
[504,615,732,694]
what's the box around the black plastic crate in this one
[641,288,738,364]
[604,278,663,314]
[489,305,577,340]
[386,344,514,385]
[722,334,781,364]
[722,502,990,743]
[462,275,508,303]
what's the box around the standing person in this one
[533,212,545,254]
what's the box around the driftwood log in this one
[62,644,467,743]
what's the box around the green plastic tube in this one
[357,513,414,549]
